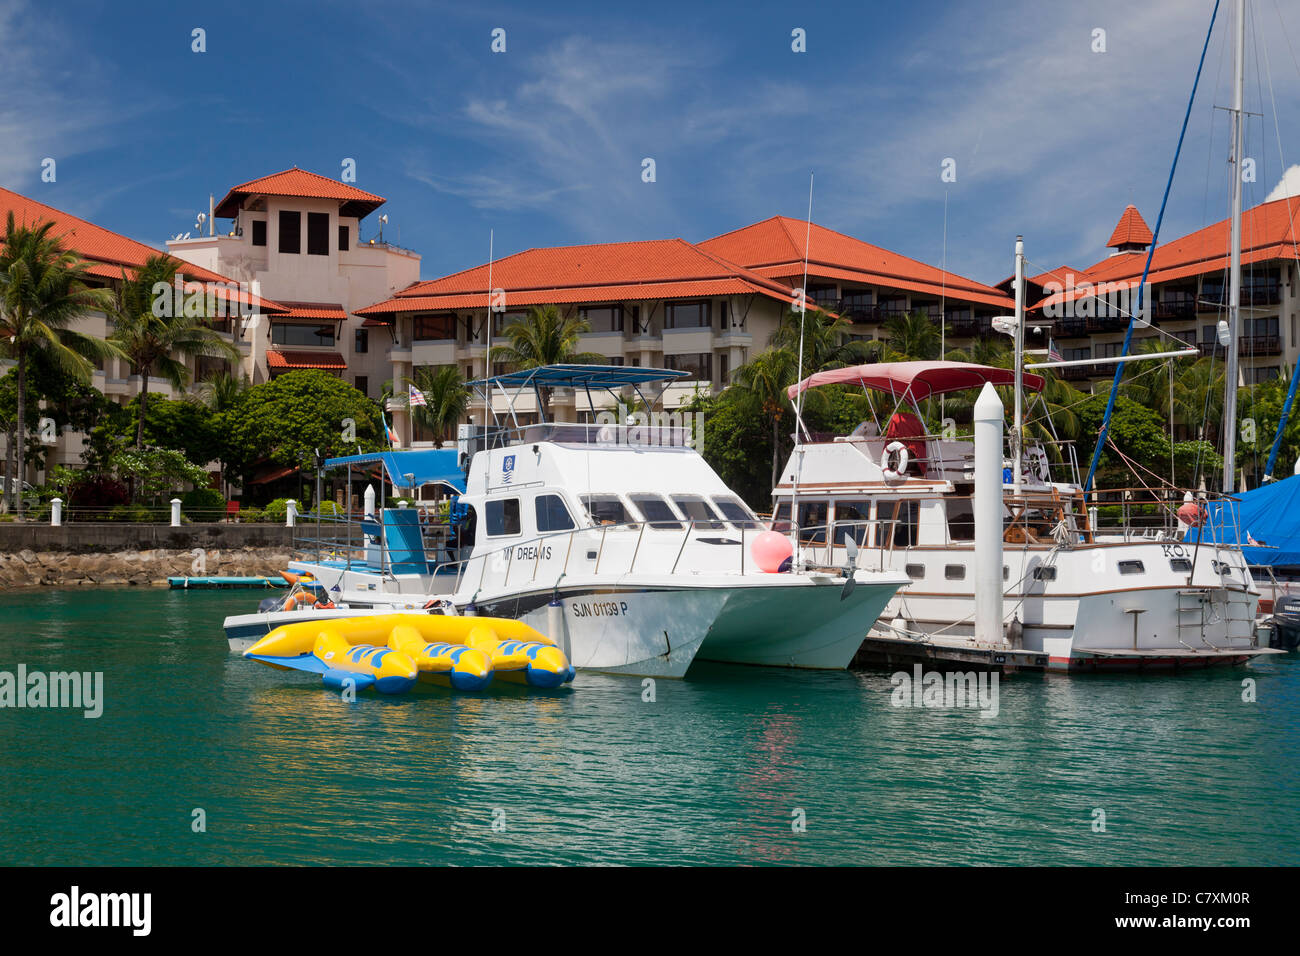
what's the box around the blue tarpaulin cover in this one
[324,449,466,494]
[1184,473,1300,568]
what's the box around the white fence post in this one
[286,499,297,527]
[51,497,62,527]
[170,498,182,527]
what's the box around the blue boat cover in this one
[1184,473,1300,568]
[324,449,466,494]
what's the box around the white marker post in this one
[50,498,62,527]
[285,499,297,528]
[363,484,376,518]
[170,498,182,528]
[974,383,1005,646]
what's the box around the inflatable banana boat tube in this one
[243,613,575,693]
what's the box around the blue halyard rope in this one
[1264,359,1300,478]
[1085,0,1222,492]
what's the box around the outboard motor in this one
[1272,595,1300,651]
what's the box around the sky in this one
[3,0,1300,287]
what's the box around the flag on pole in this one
[408,384,427,407]
[1048,337,1062,363]
[381,409,399,448]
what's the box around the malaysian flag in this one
[408,384,427,408]
[1048,337,1062,363]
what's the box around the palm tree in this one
[409,365,469,448]
[1172,357,1225,445]
[768,307,875,379]
[107,254,240,448]
[0,213,117,517]
[489,304,605,370]
[195,369,248,412]
[733,347,800,490]
[881,310,943,361]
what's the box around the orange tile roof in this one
[214,168,385,219]
[1106,204,1154,248]
[698,216,1014,310]
[358,238,796,316]
[266,349,347,370]
[1033,195,1300,311]
[0,185,287,314]
[275,301,348,320]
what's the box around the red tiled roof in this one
[266,349,347,369]
[358,238,796,316]
[698,216,1014,310]
[1106,204,1154,248]
[0,186,288,314]
[275,301,348,320]
[214,168,385,219]
[1033,195,1300,311]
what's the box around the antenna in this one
[486,229,495,379]
[790,172,814,569]
[377,214,388,243]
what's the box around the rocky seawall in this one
[0,546,294,588]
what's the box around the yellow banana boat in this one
[243,613,575,693]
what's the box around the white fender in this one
[880,440,910,482]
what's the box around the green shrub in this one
[181,487,226,521]
[261,498,293,523]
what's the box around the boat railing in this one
[834,431,1081,486]
[466,421,698,455]
[291,508,454,579]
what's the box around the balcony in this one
[1198,335,1281,357]
[946,316,981,337]
[1086,315,1129,333]
[1152,302,1197,321]
[1059,364,1102,381]
[1057,318,1088,338]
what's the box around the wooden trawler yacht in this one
[773,360,1274,671]
[275,365,910,678]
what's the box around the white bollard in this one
[363,484,376,517]
[170,498,182,527]
[973,382,1006,646]
[285,499,297,527]
[50,497,62,527]
[397,499,408,509]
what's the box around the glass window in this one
[1118,560,1145,575]
[354,328,368,353]
[535,494,575,533]
[711,496,759,530]
[271,323,335,347]
[629,494,682,529]
[663,352,712,382]
[832,500,872,545]
[579,306,624,333]
[582,495,630,526]
[354,375,368,397]
[665,301,710,329]
[1032,566,1057,581]
[278,210,300,254]
[1170,558,1192,573]
[946,499,975,542]
[338,225,350,251]
[771,500,792,533]
[944,564,966,580]
[251,220,267,247]
[413,314,457,341]
[307,212,329,256]
[485,498,521,536]
[880,499,918,547]
[673,495,725,530]
[905,563,925,579]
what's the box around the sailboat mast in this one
[1012,235,1026,495]
[1223,0,1246,493]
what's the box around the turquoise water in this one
[1,587,1297,866]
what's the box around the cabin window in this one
[772,501,791,533]
[832,500,872,546]
[905,563,925,579]
[1170,558,1192,573]
[673,495,725,530]
[485,498,521,536]
[1118,560,1145,575]
[1003,566,1009,581]
[629,494,682,530]
[946,499,975,542]
[796,500,829,544]
[711,495,760,530]
[582,494,630,526]
[944,564,966,580]
[879,499,918,548]
[1032,566,1057,581]
[535,495,575,533]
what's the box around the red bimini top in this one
[787,360,1044,402]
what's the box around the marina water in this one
[2,588,1297,866]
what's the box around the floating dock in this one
[168,576,288,589]
[854,632,1050,672]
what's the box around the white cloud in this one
[1265,166,1300,203]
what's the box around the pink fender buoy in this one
[752,530,793,573]
[1177,501,1206,527]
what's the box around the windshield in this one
[711,495,760,530]
[628,493,683,529]
[582,494,631,526]
[671,495,724,530]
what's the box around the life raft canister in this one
[1177,501,1207,527]
[880,440,910,482]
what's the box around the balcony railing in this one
[1198,334,1281,357]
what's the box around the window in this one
[251,220,267,247]
[833,500,873,546]
[579,306,624,333]
[711,495,759,530]
[307,212,329,256]
[582,494,630,526]
[494,310,529,335]
[1170,558,1192,573]
[629,493,682,529]
[1096,341,1123,359]
[1118,560,1145,575]
[796,500,829,543]
[808,285,838,307]
[842,290,873,321]
[772,500,792,533]
[1032,566,1057,581]
[878,295,907,317]
[278,211,300,254]
[271,323,334,346]
[718,353,729,385]
[535,495,575,532]
[1245,366,1280,384]
[413,314,457,341]
[354,375,368,397]
[905,563,925,579]
[665,301,710,329]
[338,225,350,251]
[879,499,918,547]
[485,498,521,536]
[944,564,966,580]
[354,328,369,353]
[673,495,725,530]
[664,352,712,382]
[946,499,975,542]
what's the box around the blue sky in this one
[3,0,1300,286]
